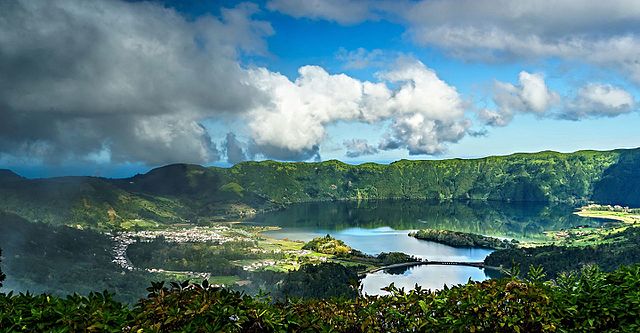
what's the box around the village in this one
[109,223,334,284]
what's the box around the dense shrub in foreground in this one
[1,265,639,332]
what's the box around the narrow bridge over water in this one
[359,260,497,278]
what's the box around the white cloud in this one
[246,59,470,159]
[378,59,466,121]
[562,83,636,120]
[480,71,559,126]
[375,59,470,154]
[246,65,363,156]
[482,73,636,124]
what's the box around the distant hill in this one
[0,169,23,182]
[1,148,639,230]
[216,148,640,206]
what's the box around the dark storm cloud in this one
[0,0,272,165]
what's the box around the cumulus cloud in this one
[480,71,559,126]
[481,72,636,124]
[562,83,636,120]
[223,133,248,164]
[375,59,470,154]
[246,65,363,157]
[380,116,470,155]
[0,0,272,165]
[245,58,470,158]
[344,139,378,158]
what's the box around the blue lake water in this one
[264,226,493,261]
[250,200,598,295]
[361,265,491,296]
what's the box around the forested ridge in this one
[410,229,518,249]
[1,148,639,230]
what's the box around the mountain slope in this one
[221,149,631,204]
[0,175,187,229]
[1,148,639,230]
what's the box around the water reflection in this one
[251,200,597,241]
[251,200,594,292]
[263,226,492,260]
[361,265,491,296]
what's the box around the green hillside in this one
[222,149,625,203]
[218,148,639,206]
[1,148,639,230]
[0,175,187,229]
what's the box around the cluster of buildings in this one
[120,226,231,243]
[109,225,328,281]
[144,268,211,280]
[110,225,251,271]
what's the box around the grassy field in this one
[574,209,640,224]
[516,206,640,248]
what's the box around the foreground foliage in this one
[1,265,639,332]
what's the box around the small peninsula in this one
[410,229,518,249]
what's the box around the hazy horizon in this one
[4,145,639,179]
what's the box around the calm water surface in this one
[361,265,491,296]
[250,200,598,295]
[263,226,492,261]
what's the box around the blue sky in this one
[1,0,639,177]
